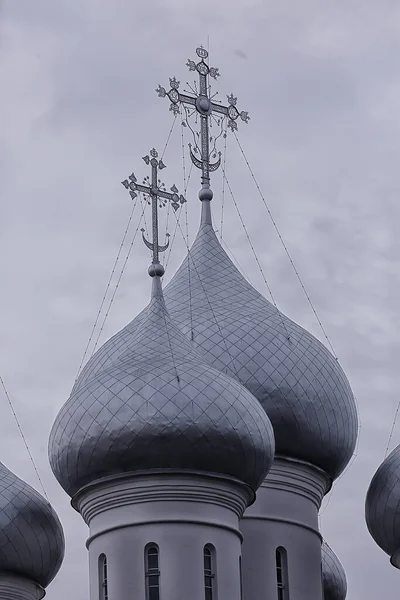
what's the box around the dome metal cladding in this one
[322,541,347,600]
[365,444,400,562]
[75,206,357,481]
[0,462,64,588]
[49,278,275,498]
[163,214,358,480]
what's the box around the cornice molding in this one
[74,470,253,525]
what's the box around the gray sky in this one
[1,1,399,597]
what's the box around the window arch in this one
[276,547,289,600]
[145,544,160,600]
[204,544,216,600]
[98,554,108,600]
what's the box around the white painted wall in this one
[74,471,253,600]
[240,457,330,600]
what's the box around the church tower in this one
[49,148,275,600]
[157,48,358,600]
[52,45,357,600]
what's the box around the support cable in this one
[232,131,362,506]
[180,120,194,340]
[221,165,292,342]
[233,131,337,358]
[170,209,242,379]
[77,121,178,371]
[161,114,177,160]
[90,195,147,356]
[165,161,193,272]
[75,196,138,379]
[220,125,228,241]
[0,376,48,501]
[385,408,400,458]
[215,231,256,284]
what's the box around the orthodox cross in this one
[121,148,186,277]
[156,46,249,197]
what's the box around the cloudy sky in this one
[1,0,400,597]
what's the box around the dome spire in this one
[156,46,250,208]
[122,148,186,279]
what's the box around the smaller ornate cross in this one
[156,46,249,196]
[121,148,186,276]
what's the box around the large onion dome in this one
[49,276,275,498]
[0,462,64,588]
[322,541,347,600]
[365,444,400,566]
[70,199,357,482]
[162,201,358,481]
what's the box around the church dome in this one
[49,277,275,498]
[365,444,400,566]
[162,203,358,481]
[322,541,347,600]
[71,201,357,482]
[0,462,64,588]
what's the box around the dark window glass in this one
[276,547,289,600]
[99,554,108,600]
[146,546,160,600]
[204,546,215,600]
[147,551,158,570]
[149,587,160,600]
[239,556,243,600]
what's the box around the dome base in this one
[0,573,45,600]
[72,469,255,526]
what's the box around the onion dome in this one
[365,444,400,566]
[0,462,64,588]
[70,199,357,482]
[322,541,347,600]
[49,276,275,498]
[162,201,358,481]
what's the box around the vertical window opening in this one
[239,555,243,600]
[146,545,160,600]
[99,554,108,600]
[204,545,216,600]
[276,547,289,600]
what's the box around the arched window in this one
[98,554,108,600]
[204,545,216,600]
[145,544,160,600]
[276,547,289,600]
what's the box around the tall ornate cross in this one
[121,148,186,277]
[156,46,249,199]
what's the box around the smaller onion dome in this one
[322,541,347,600]
[49,277,275,498]
[0,462,64,588]
[365,444,400,566]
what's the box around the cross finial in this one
[121,149,186,277]
[156,46,250,202]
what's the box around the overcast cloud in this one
[1,1,400,598]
